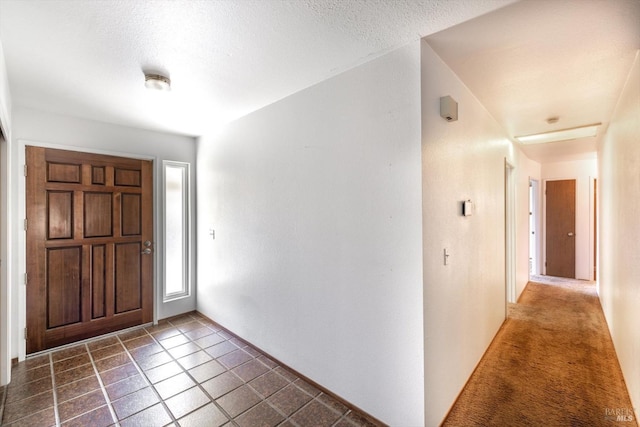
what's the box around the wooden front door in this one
[26,147,153,353]
[545,179,576,278]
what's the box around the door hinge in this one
[545,261,547,267]
[24,273,28,285]
[24,218,28,231]
[24,164,27,176]
[24,327,28,340]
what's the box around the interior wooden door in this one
[545,179,576,278]
[26,146,153,353]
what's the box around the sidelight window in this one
[163,161,190,300]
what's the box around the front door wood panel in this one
[115,242,142,313]
[47,246,82,328]
[84,192,113,237]
[26,146,153,353]
[48,191,74,239]
[546,179,576,278]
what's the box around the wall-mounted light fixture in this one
[515,123,601,145]
[144,73,171,91]
[440,96,458,122]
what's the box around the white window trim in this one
[162,161,191,301]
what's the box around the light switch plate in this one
[463,200,474,216]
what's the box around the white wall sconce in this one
[440,96,458,122]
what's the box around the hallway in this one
[443,276,636,426]
[1,1,640,424]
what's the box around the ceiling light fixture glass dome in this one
[144,73,171,91]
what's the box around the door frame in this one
[529,178,541,276]
[0,127,10,385]
[591,177,597,283]
[17,139,159,361]
[542,176,598,280]
[505,159,516,304]
[542,177,577,278]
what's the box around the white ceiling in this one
[426,0,640,163]
[0,0,637,164]
[0,0,515,137]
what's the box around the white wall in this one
[197,43,424,425]
[0,38,13,386]
[0,40,10,132]
[598,52,640,415]
[515,150,541,298]
[541,159,597,280]
[421,41,512,426]
[10,107,197,360]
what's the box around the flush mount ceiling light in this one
[144,73,171,91]
[515,123,602,145]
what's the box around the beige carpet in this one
[443,276,637,426]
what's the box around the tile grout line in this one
[191,317,341,426]
[332,411,357,427]
[7,315,376,427]
[215,340,296,423]
[316,392,354,423]
[197,312,385,427]
[214,351,272,424]
[242,369,319,424]
[210,317,381,427]
[296,395,332,426]
[214,340,289,423]
[48,352,61,427]
[85,342,120,427]
[26,323,154,360]
[243,372,292,422]
[158,317,240,426]
[172,316,264,425]
[114,334,179,425]
[284,396,314,427]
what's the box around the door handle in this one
[567,232,574,237]
[141,248,152,255]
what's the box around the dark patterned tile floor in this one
[0,313,381,427]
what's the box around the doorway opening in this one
[593,178,597,280]
[0,126,8,385]
[529,179,540,276]
[505,159,516,304]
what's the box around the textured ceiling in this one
[0,0,515,137]
[426,0,640,163]
[1,0,636,164]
